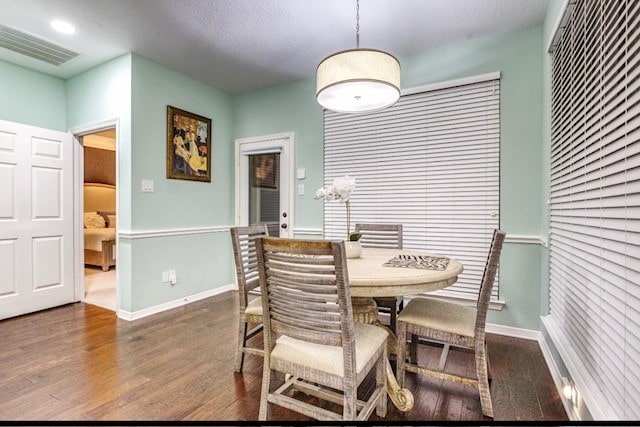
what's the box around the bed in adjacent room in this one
[84,183,116,271]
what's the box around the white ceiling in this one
[0,0,549,95]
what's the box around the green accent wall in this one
[0,60,66,131]
[127,54,236,311]
[233,24,545,330]
[232,79,325,232]
[66,53,134,310]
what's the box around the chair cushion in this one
[271,323,388,378]
[245,297,263,316]
[398,297,476,338]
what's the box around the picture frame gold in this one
[166,105,211,182]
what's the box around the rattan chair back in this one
[230,224,269,372]
[355,223,403,249]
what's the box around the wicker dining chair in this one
[396,229,505,418]
[255,237,388,421]
[230,224,269,373]
[355,223,404,331]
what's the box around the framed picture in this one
[252,153,278,189]
[166,105,211,182]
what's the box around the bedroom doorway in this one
[80,127,117,312]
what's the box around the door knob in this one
[280,223,288,229]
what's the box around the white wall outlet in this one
[169,270,177,285]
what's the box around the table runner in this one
[383,254,450,271]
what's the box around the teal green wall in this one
[233,24,545,330]
[233,79,325,231]
[0,60,66,131]
[129,54,235,312]
[131,55,234,230]
[66,54,134,310]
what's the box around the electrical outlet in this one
[169,270,177,285]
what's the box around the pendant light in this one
[316,0,401,113]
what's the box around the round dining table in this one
[347,247,464,297]
[345,247,464,412]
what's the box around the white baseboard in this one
[486,322,541,341]
[537,330,578,421]
[117,284,236,321]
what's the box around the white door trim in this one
[70,117,119,312]
[234,132,295,236]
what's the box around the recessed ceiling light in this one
[51,20,75,35]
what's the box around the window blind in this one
[548,0,640,419]
[322,76,500,299]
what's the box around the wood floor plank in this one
[0,293,569,422]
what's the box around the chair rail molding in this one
[118,225,231,239]
[505,234,548,247]
[293,227,323,236]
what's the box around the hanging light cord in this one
[355,0,360,49]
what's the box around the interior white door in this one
[235,133,294,238]
[0,119,75,320]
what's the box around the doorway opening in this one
[81,128,117,311]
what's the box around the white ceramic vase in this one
[344,241,362,259]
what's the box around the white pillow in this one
[84,212,106,229]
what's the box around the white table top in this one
[347,247,464,298]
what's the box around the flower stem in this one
[345,199,351,240]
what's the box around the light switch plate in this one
[142,179,154,192]
[297,184,305,195]
[296,168,306,180]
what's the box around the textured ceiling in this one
[0,0,549,95]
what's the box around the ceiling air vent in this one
[0,24,79,66]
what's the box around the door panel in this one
[0,119,75,320]
[0,239,17,296]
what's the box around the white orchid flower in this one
[314,175,358,240]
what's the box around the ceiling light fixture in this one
[316,0,401,113]
[51,20,75,35]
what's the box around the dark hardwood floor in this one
[0,291,568,423]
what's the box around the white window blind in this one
[322,76,500,299]
[548,0,640,419]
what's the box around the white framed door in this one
[235,132,294,237]
[0,119,75,320]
